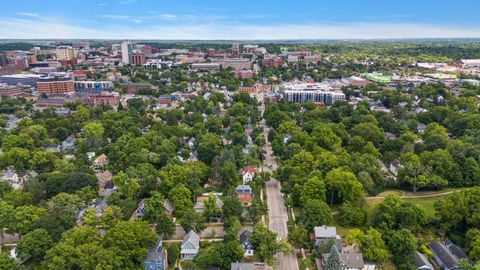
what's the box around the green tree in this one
[16,228,53,262]
[0,254,20,270]
[325,244,341,270]
[325,168,364,205]
[181,208,206,233]
[373,195,426,232]
[385,229,417,268]
[300,176,326,206]
[156,213,176,237]
[46,193,84,228]
[0,200,13,244]
[339,202,367,227]
[288,225,311,249]
[249,223,289,264]
[299,199,332,231]
[169,183,193,218]
[82,122,104,148]
[346,228,390,262]
[11,205,47,235]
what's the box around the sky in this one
[1,0,480,40]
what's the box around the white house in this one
[180,230,200,260]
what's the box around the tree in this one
[466,228,480,260]
[350,122,384,146]
[112,171,140,199]
[181,209,206,233]
[220,160,240,191]
[385,229,417,268]
[143,191,166,223]
[325,244,341,270]
[169,183,193,218]
[197,133,221,165]
[249,223,289,263]
[82,122,104,148]
[222,196,243,219]
[300,176,326,206]
[100,206,124,229]
[0,254,20,270]
[299,199,332,231]
[16,228,53,262]
[312,124,341,151]
[288,225,311,249]
[103,221,157,267]
[46,193,84,228]
[166,243,180,266]
[373,195,426,232]
[0,200,13,245]
[249,197,268,223]
[203,194,222,221]
[346,228,389,262]
[156,213,176,237]
[325,168,364,205]
[339,202,367,227]
[11,205,47,235]
[435,188,480,231]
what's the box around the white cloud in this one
[102,14,130,20]
[15,12,39,17]
[160,14,177,20]
[1,17,479,40]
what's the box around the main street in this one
[258,93,299,270]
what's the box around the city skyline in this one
[1,0,480,39]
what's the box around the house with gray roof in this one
[180,230,200,260]
[314,226,343,252]
[428,241,460,270]
[239,230,254,257]
[415,251,434,270]
[143,239,168,270]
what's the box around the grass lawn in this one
[365,194,447,219]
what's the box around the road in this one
[258,94,299,270]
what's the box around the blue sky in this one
[1,0,480,39]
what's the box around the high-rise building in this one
[56,46,75,60]
[121,41,133,64]
[131,51,145,65]
[37,75,74,96]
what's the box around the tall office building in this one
[55,46,75,60]
[121,41,133,65]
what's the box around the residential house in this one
[93,154,108,170]
[314,226,343,252]
[415,251,434,270]
[444,240,472,263]
[96,170,113,196]
[236,185,253,206]
[428,241,460,270]
[61,136,76,150]
[86,151,96,160]
[194,193,223,221]
[144,240,168,270]
[180,230,200,260]
[17,171,38,184]
[241,166,256,183]
[1,170,21,189]
[316,250,374,270]
[239,230,254,257]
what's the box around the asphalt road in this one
[259,96,299,270]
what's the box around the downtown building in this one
[37,75,74,96]
[121,41,133,65]
[281,82,345,105]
